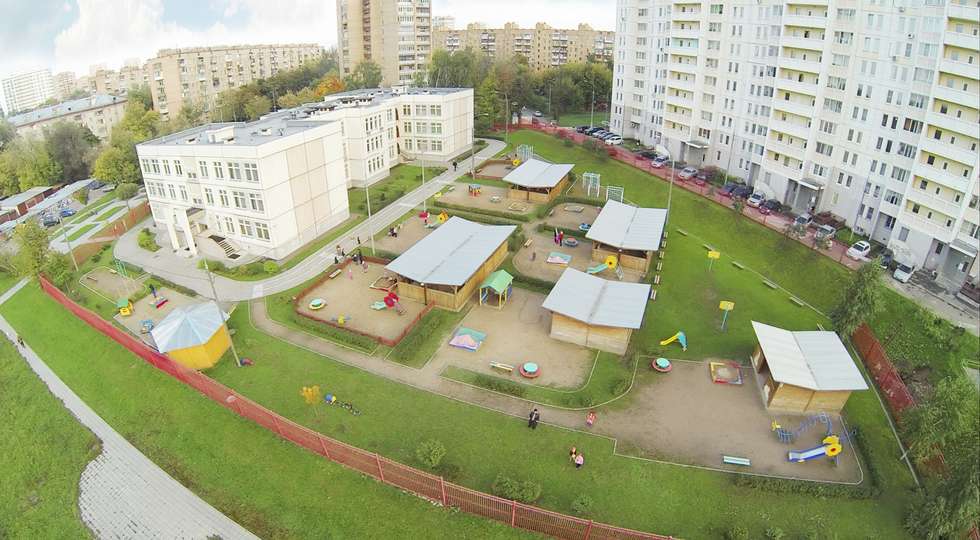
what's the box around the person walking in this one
[149,283,157,299]
[452,161,458,171]
[586,411,596,427]
[574,453,585,469]
[558,230,565,246]
[569,446,578,463]
[528,408,540,429]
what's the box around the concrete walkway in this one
[114,139,506,302]
[0,279,259,540]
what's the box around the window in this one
[429,105,441,116]
[415,105,427,116]
[150,159,160,173]
[204,188,214,205]
[198,161,209,178]
[243,162,259,183]
[248,193,264,212]
[238,219,254,237]
[218,190,229,207]
[898,227,909,241]
[430,123,442,135]
[174,161,183,176]
[213,162,224,179]
[402,105,411,116]
[254,221,270,241]
[167,184,176,198]
[162,160,171,175]
[179,185,188,201]
[224,216,234,233]
[227,162,242,181]
[140,159,150,173]
[232,191,247,209]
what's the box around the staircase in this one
[208,235,241,260]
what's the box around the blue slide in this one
[787,445,828,462]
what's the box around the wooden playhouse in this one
[585,200,667,273]
[501,158,573,203]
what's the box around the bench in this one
[789,297,804,307]
[523,238,533,248]
[676,229,689,236]
[653,274,661,285]
[731,261,745,269]
[649,289,657,301]
[762,280,778,289]
[723,455,751,467]
[490,362,514,373]
[656,262,663,272]
[328,268,342,279]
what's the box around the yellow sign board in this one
[719,301,735,311]
[707,250,721,260]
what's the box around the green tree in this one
[42,121,99,182]
[902,376,978,463]
[244,94,272,120]
[0,137,62,192]
[547,76,582,122]
[0,118,15,150]
[73,188,89,205]
[115,182,139,200]
[475,73,501,133]
[344,61,383,89]
[829,258,883,336]
[117,101,161,141]
[126,84,154,110]
[12,220,50,278]
[169,100,206,132]
[93,146,140,184]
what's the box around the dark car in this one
[89,180,105,190]
[585,127,603,136]
[731,185,754,199]
[59,207,76,218]
[872,246,895,270]
[639,151,658,160]
[41,213,60,227]
[719,183,738,197]
[759,199,782,215]
[575,125,590,133]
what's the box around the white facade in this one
[136,87,473,260]
[9,94,127,140]
[1,69,55,115]
[611,0,980,288]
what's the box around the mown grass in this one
[388,307,467,368]
[555,112,609,128]
[66,223,97,242]
[347,164,446,216]
[94,205,126,222]
[67,192,117,224]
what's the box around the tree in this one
[731,199,746,223]
[12,220,50,278]
[126,84,154,110]
[93,146,140,185]
[43,121,99,182]
[829,258,883,336]
[902,375,978,463]
[277,88,318,109]
[548,76,582,122]
[475,73,501,133]
[244,94,272,120]
[0,137,62,193]
[344,61,383,89]
[117,101,161,141]
[314,73,345,97]
[73,188,89,205]
[169,101,206,132]
[0,119,15,150]
[115,182,139,200]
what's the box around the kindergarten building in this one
[386,216,515,311]
[502,158,573,203]
[750,321,868,414]
[586,200,667,273]
[542,268,651,354]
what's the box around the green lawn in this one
[0,284,529,540]
[67,223,97,242]
[94,205,126,222]
[454,173,511,190]
[555,112,609,128]
[388,307,466,368]
[347,165,446,216]
[67,192,117,225]
[0,332,99,539]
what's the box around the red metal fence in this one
[37,276,671,540]
[851,324,917,417]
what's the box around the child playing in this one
[574,453,585,469]
[586,411,597,427]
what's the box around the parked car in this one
[89,180,105,190]
[639,150,658,160]
[575,125,590,133]
[678,166,698,180]
[59,207,76,218]
[693,171,710,186]
[605,136,624,145]
[846,241,872,260]
[651,155,669,169]
[893,263,915,283]
[759,199,782,215]
[874,247,895,269]
[533,110,543,117]
[591,129,607,138]
[794,213,813,228]
[41,213,60,227]
[585,127,603,136]
[599,132,617,140]
[746,193,765,207]
[731,185,754,199]
[814,224,837,241]
[718,183,738,197]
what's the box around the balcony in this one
[945,31,980,52]
[769,118,811,140]
[670,28,701,39]
[765,138,806,159]
[783,15,828,29]
[779,55,822,73]
[940,58,980,80]
[955,227,980,253]
[773,98,815,118]
[665,92,695,108]
[927,111,980,140]
[668,61,697,74]
[912,162,972,193]
[664,111,694,126]
[905,188,965,218]
[763,155,805,179]
[879,196,902,215]
[780,35,825,51]
[921,132,979,166]
[667,78,696,93]
[948,2,980,23]
[668,45,699,57]
[932,84,977,107]
[775,77,819,96]
[672,10,701,22]
[898,209,956,243]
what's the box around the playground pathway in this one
[114,139,506,302]
[0,279,259,540]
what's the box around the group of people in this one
[527,408,598,469]
[553,229,566,246]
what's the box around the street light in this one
[656,144,675,222]
[473,113,489,183]
[199,256,242,367]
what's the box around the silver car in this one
[678,166,698,180]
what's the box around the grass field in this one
[348,165,446,216]
[555,112,609,128]
[0,298,99,538]
[94,205,126,222]
[67,192,117,225]
[66,223,97,242]
[0,284,530,540]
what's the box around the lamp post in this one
[589,78,596,129]
[364,182,375,254]
[200,256,241,367]
[657,144,675,222]
[472,113,489,183]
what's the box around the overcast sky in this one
[0,0,615,78]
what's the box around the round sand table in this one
[652,357,672,373]
[578,223,591,232]
[563,237,580,247]
[309,298,326,310]
[520,362,541,379]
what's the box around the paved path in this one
[114,139,506,302]
[0,279,259,540]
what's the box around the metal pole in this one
[201,257,242,367]
[365,184,375,254]
[61,224,79,272]
[721,309,730,331]
[589,80,595,129]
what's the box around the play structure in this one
[149,302,230,370]
[449,327,487,352]
[652,357,672,373]
[660,331,687,351]
[331,315,353,326]
[587,255,623,280]
[771,413,832,444]
[519,362,540,379]
[309,298,326,310]
[564,205,585,213]
[563,237,579,247]
[153,296,169,309]
[116,298,133,317]
[547,252,572,266]
[371,291,405,315]
[468,184,482,197]
[578,222,591,232]
[771,413,846,463]
[788,435,844,462]
[709,361,743,385]
[369,275,397,291]
[517,144,534,164]
[479,270,513,309]
[583,172,601,198]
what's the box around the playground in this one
[372,215,435,256]
[541,203,602,231]
[473,160,516,179]
[295,261,426,345]
[602,360,862,482]
[436,184,540,216]
[514,229,646,284]
[434,288,594,388]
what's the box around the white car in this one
[678,166,698,180]
[533,110,543,117]
[605,136,623,145]
[746,193,765,207]
[846,241,872,260]
[893,263,915,283]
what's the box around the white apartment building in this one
[611,0,980,289]
[137,87,473,260]
[337,0,432,85]
[1,69,55,115]
[8,94,127,140]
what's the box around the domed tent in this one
[150,302,230,369]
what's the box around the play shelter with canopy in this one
[479,270,513,309]
[150,301,231,370]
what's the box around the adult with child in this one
[527,408,540,429]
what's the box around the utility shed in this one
[586,200,667,272]
[542,268,651,355]
[150,302,231,370]
[386,216,516,311]
[750,321,869,413]
[502,158,574,203]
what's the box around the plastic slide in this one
[587,263,609,274]
[659,331,688,351]
[787,445,828,462]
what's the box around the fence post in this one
[271,414,284,437]
[318,435,332,460]
[440,476,447,506]
[375,454,386,483]
[584,520,594,540]
[510,500,517,527]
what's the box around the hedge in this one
[536,223,589,240]
[432,200,532,222]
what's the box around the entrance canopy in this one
[751,321,868,391]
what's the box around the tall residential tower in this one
[337,0,432,85]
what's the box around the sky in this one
[0,0,615,78]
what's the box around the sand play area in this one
[296,261,425,344]
[514,230,645,284]
[436,288,594,389]
[436,184,540,217]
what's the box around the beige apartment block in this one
[53,72,78,100]
[8,94,127,140]
[432,22,615,70]
[82,64,148,95]
[146,44,324,122]
[337,0,432,86]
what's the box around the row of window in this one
[402,121,443,135]
[202,187,265,213]
[401,104,442,117]
[214,215,271,242]
[402,139,444,152]
[146,182,188,202]
[141,157,260,184]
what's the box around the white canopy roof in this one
[151,302,227,353]
[751,321,868,392]
[542,268,651,329]
[586,200,667,251]
[502,159,574,189]
[385,216,515,287]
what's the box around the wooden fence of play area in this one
[38,276,672,540]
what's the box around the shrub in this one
[725,525,749,540]
[198,259,226,272]
[262,260,280,275]
[115,183,139,200]
[491,474,541,503]
[472,374,526,397]
[137,228,160,252]
[73,189,89,205]
[765,527,785,540]
[235,262,264,276]
[415,439,447,469]
[432,200,530,222]
[562,138,573,147]
[609,376,630,396]
[570,494,593,516]
[43,252,75,291]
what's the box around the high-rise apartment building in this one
[337,0,432,86]
[433,23,615,71]
[432,15,456,31]
[1,69,55,115]
[611,1,980,289]
[146,44,324,122]
[53,72,78,100]
[8,94,127,140]
[82,62,148,95]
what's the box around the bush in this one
[415,439,447,469]
[137,228,160,252]
[765,527,785,540]
[235,262,264,277]
[115,183,139,200]
[562,138,573,147]
[432,200,531,222]
[262,260,280,275]
[472,374,526,397]
[197,259,226,272]
[73,189,89,205]
[491,474,541,503]
[725,525,749,540]
[570,494,593,516]
[43,253,75,291]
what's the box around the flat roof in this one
[385,216,515,287]
[8,94,125,127]
[140,110,332,148]
[502,159,574,189]
[542,268,651,329]
[586,200,667,251]
[751,321,869,392]
[0,186,51,208]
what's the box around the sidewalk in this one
[0,279,259,540]
[113,139,506,302]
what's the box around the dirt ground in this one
[598,360,862,482]
[514,230,645,284]
[543,203,602,230]
[296,262,425,342]
[475,161,517,179]
[114,287,202,343]
[437,185,539,217]
[435,288,593,388]
[372,216,435,255]
[82,266,146,300]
